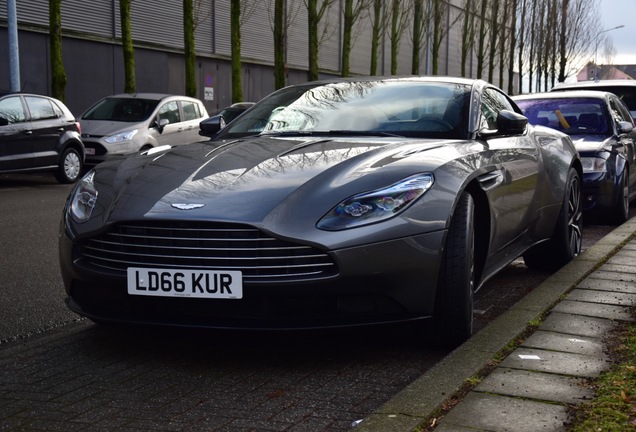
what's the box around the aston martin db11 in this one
[59,77,583,346]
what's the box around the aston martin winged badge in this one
[171,203,205,210]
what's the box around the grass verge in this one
[567,322,636,431]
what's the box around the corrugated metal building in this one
[0,0,515,116]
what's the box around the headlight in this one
[317,173,434,230]
[581,157,607,173]
[70,170,98,223]
[104,129,138,144]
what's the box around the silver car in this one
[79,93,208,165]
[60,77,582,347]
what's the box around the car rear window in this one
[554,84,636,117]
[516,97,609,135]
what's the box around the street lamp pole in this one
[594,25,625,81]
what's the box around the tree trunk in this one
[460,0,474,78]
[274,0,286,89]
[507,0,517,94]
[370,0,382,75]
[341,0,353,77]
[231,0,242,102]
[308,0,319,80]
[476,0,488,79]
[487,0,499,83]
[557,0,569,83]
[49,0,66,101]
[184,0,196,97]
[411,0,423,74]
[120,0,136,93]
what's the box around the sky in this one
[599,0,636,64]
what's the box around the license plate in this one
[127,267,243,299]
[85,148,95,155]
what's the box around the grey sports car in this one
[59,77,583,346]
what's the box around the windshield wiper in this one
[259,130,403,138]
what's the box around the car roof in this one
[105,93,202,102]
[552,80,636,90]
[513,90,614,100]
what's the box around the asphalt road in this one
[0,171,630,431]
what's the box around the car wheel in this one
[607,168,629,225]
[433,191,475,348]
[55,147,83,184]
[523,167,582,271]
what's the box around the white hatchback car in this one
[79,93,208,165]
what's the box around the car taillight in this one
[75,121,81,135]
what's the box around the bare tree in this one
[476,0,490,79]
[430,0,461,75]
[369,0,384,75]
[411,0,431,74]
[517,0,527,93]
[184,0,196,97]
[388,0,410,75]
[305,0,337,81]
[487,0,500,83]
[120,0,135,93]
[506,0,517,94]
[460,0,477,78]
[49,0,66,101]
[342,0,372,77]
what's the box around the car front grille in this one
[79,221,338,283]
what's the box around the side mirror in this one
[156,117,169,133]
[617,121,634,134]
[496,110,528,135]
[199,115,226,137]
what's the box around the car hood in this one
[80,118,147,137]
[85,134,461,232]
[569,134,612,155]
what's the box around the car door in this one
[24,96,68,168]
[155,100,184,146]
[0,95,33,171]
[179,100,205,144]
[480,88,541,256]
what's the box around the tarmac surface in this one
[356,216,636,432]
[0,214,634,431]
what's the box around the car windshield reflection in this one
[220,80,470,140]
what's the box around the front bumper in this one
[59,229,446,330]
[581,171,619,213]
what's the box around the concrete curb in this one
[355,216,636,432]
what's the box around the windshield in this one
[516,98,610,135]
[82,98,159,122]
[218,80,471,140]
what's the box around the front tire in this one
[433,191,475,348]
[524,167,582,270]
[55,147,83,184]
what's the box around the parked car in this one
[60,77,582,347]
[79,93,208,165]
[551,80,636,121]
[0,92,84,183]
[514,90,636,224]
[199,102,255,137]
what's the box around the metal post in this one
[594,25,624,81]
[7,0,20,92]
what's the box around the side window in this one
[158,101,181,124]
[181,101,201,121]
[480,88,514,130]
[609,97,633,125]
[0,96,26,124]
[25,96,57,121]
